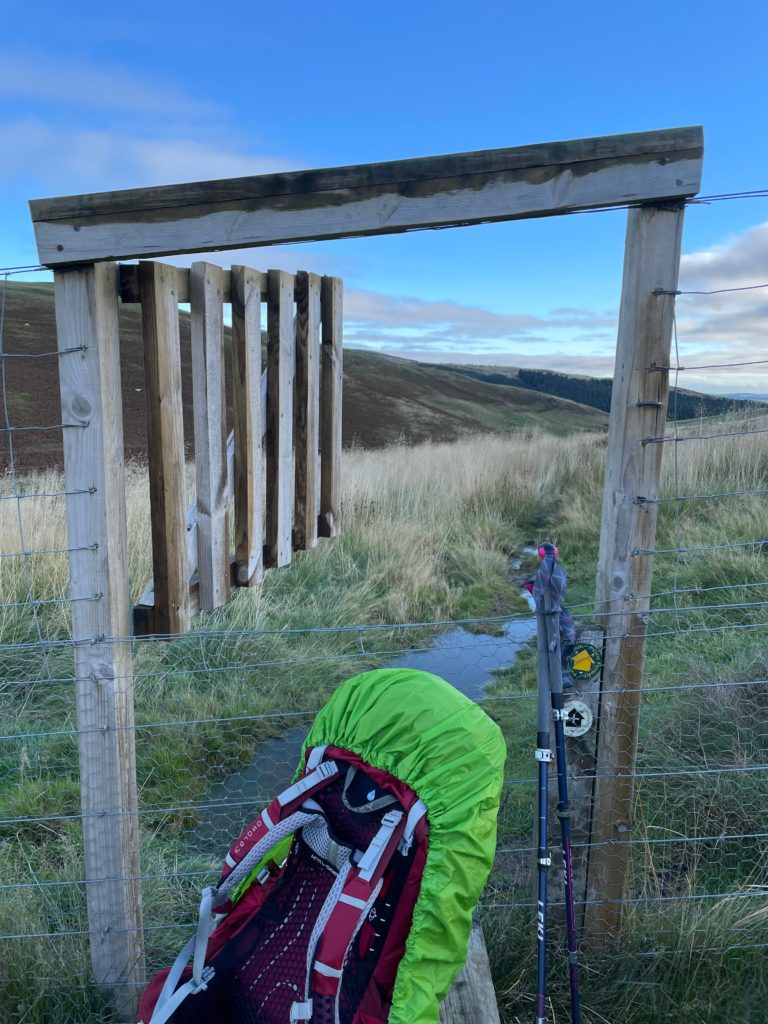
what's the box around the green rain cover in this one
[300,668,506,1024]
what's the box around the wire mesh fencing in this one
[1,258,767,1024]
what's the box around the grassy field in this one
[1,420,767,1022]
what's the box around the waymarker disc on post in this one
[563,700,593,738]
[567,642,602,681]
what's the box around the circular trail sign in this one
[567,642,603,681]
[563,699,593,738]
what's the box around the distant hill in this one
[342,349,607,448]
[428,363,766,421]
[0,281,607,470]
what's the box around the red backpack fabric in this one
[137,745,428,1024]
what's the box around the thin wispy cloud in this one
[342,220,768,393]
[345,289,617,373]
[1,50,300,197]
[346,291,544,338]
[0,50,222,121]
[5,122,294,194]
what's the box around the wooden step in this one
[440,922,501,1023]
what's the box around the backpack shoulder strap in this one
[218,758,339,892]
[292,799,428,1020]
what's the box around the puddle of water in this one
[191,617,536,855]
[195,725,308,855]
[384,618,536,701]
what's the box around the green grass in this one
[2,425,768,1022]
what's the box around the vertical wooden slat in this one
[54,263,144,1010]
[319,276,343,538]
[190,261,229,610]
[265,269,295,567]
[231,265,265,585]
[585,201,685,941]
[139,260,190,634]
[294,271,321,550]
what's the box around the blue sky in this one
[2,0,767,393]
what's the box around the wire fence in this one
[1,234,767,1024]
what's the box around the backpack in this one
[137,668,506,1024]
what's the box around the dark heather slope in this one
[1,281,606,470]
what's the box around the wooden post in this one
[553,627,604,931]
[319,276,343,538]
[54,263,144,1010]
[265,269,295,568]
[439,923,500,1023]
[139,260,190,634]
[190,261,229,610]
[584,202,685,941]
[294,271,321,550]
[231,265,265,586]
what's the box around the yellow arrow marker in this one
[572,649,595,673]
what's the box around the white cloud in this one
[342,289,617,384]
[346,290,544,339]
[673,220,768,392]
[680,222,768,291]
[5,122,294,194]
[0,50,222,121]
[340,215,768,393]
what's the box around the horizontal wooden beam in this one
[31,127,703,266]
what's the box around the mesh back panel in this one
[168,764,416,1023]
[171,844,334,1023]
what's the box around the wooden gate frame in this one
[32,125,703,997]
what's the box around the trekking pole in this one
[533,548,554,1024]
[536,543,582,1024]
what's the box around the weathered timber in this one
[133,375,267,630]
[545,627,603,931]
[190,261,230,610]
[231,265,266,585]
[119,263,240,304]
[439,922,500,1024]
[54,263,144,1009]
[585,202,685,942]
[32,128,703,265]
[139,260,190,634]
[265,269,295,567]
[319,276,342,538]
[294,270,321,550]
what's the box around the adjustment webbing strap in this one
[148,964,215,1024]
[149,909,218,1024]
[357,810,403,882]
[310,810,404,999]
[399,799,427,853]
